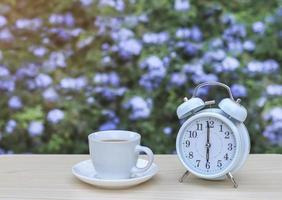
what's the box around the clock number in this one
[219,124,223,132]
[217,160,222,168]
[206,121,214,128]
[224,153,229,160]
[185,140,190,147]
[205,161,210,169]
[196,160,200,167]
[224,131,230,139]
[196,123,203,131]
[188,131,197,138]
[188,151,193,159]
[228,143,233,151]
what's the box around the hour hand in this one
[206,146,209,161]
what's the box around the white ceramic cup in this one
[88,130,154,179]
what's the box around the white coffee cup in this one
[88,130,154,179]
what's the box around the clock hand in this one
[206,122,210,162]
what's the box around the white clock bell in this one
[176,81,250,188]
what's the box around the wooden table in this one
[0,154,281,200]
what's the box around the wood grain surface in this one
[0,154,281,200]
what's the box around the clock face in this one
[179,116,237,176]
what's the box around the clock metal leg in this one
[226,172,238,188]
[179,170,190,183]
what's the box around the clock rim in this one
[176,110,242,179]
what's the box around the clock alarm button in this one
[176,97,205,119]
[218,98,247,122]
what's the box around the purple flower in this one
[227,40,243,55]
[175,28,190,39]
[141,56,166,78]
[47,109,64,124]
[139,74,160,91]
[64,13,75,27]
[99,121,117,131]
[142,32,169,44]
[183,62,203,74]
[263,59,279,72]
[223,24,246,38]
[5,120,17,134]
[93,72,120,86]
[231,84,247,97]
[0,28,14,42]
[118,39,142,57]
[101,56,111,65]
[94,16,122,35]
[190,26,203,42]
[0,66,10,77]
[192,86,209,96]
[80,0,93,6]
[263,121,282,145]
[184,42,199,56]
[263,107,282,122]
[42,87,59,102]
[86,97,95,105]
[102,110,120,125]
[94,86,127,100]
[209,38,223,48]
[99,0,125,11]
[252,21,265,34]
[263,106,282,145]
[204,49,226,62]
[124,96,152,120]
[138,14,148,22]
[28,121,44,136]
[163,127,172,136]
[15,63,38,79]
[102,109,115,119]
[243,40,256,52]
[32,46,47,57]
[170,72,187,86]
[256,96,267,107]
[44,51,67,70]
[35,73,53,88]
[192,73,218,84]
[141,56,164,70]
[247,60,279,74]
[111,28,134,41]
[60,76,88,91]
[174,0,190,11]
[101,43,110,51]
[15,18,42,30]
[0,148,5,154]
[139,56,166,90]
[247,60,263,73]
[49,14,64,24]
[0,79,15,92]
[0,15,7,27]
[8,96,23,110]
[266,85,282,96]
[163,56,171,66]
[222,57,240,71]
[70,28,83,37]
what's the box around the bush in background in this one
[0,0,281,154]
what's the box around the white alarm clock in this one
[176,82,250,188]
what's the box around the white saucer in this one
[72,158,158,189]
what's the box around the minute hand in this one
[206,122,210,162]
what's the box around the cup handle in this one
[131,145,154,176]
